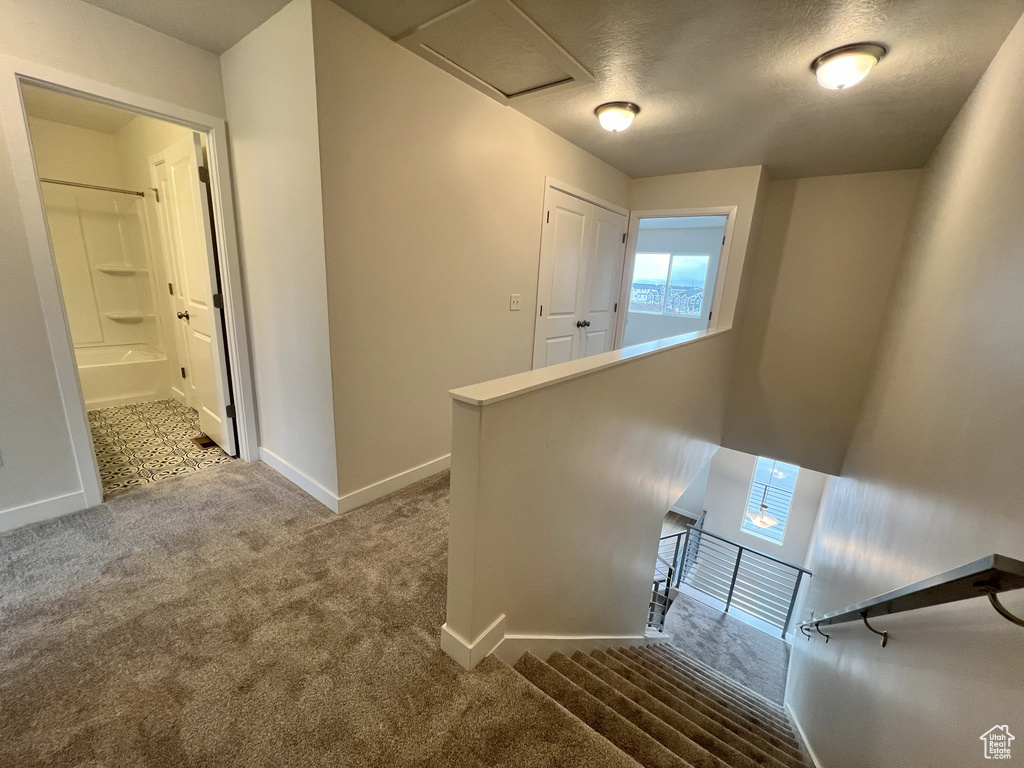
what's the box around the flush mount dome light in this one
[595,102,640,132]
[812,43,887,90]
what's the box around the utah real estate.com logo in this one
[980,725,1015,760]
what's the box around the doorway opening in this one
[620,212,732,347]
[20,83,238,499]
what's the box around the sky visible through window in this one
[742,457,800,544]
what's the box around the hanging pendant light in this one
[745,486,778,529]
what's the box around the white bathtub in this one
[76,344,170,410]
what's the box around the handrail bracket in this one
[861,612,888,647]
[986,592,1024,627]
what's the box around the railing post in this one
[782,570,805,638]
[725,545,742,614]
[670,532,683,589]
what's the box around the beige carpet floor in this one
[0,462,636,767]
[664,592,791,705]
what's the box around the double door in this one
[532,186,628,369]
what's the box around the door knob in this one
[176,311,190,321]
[584,320,591,327]
[576,320,585,328]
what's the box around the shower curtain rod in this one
[40,178,145,198]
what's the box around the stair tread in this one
[601,650,806,768]
[547,652,725,768]
[514,652,692,768]
[651,646,788,715]
[622,649,796,741]
[574,651,786,768]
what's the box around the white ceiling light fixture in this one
[595,102,640,132]
[812,43,887,90]
[745,487,778,529]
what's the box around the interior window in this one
[741,457,800,544]
[623,215,728,346]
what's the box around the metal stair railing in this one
[679,525,811,637]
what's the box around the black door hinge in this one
[198,165,210,184]
[722,235,726,245]
[180,367,186,379]
[614,302,618,312]
[622,233,626,243]
[546,211,550,223]
[225,404,236,419]
[168,283,174,295]
[708,311,713,322]
[539,305,544,317]
[213,293,224,309]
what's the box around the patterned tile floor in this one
[89,399,234,498]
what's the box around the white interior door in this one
[533,185,627,368]
[580,205,627,357]
[151,133,236,454]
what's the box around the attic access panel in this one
[396,0,594,104]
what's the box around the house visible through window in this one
[629,253,710,317]
[742,457,800,544]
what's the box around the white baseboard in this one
[493,629,671,666]
[441,614,506,670]
[260,450,451,517]
[0,490,88,533]
[336,454,451,514]
[786,702,824,768]
[259,447,340,512]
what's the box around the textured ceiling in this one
[333,0,1024,178]
[80,0,291,54]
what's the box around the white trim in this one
[545,175,629,216]
[452,327,730,406]
[0,491,89,534]
[441,614,507,670]
[0,56,259,512]
[336,454,452,513]
[615,206,738,349]
[786,702,825,768]
[259,448,340,513]
[493,630,671,666]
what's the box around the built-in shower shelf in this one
[96,264,147,276]
[104,312,150,323]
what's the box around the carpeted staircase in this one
[514,643,809,768]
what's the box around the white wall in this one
[0,0,224,518]
[221,0,338,507]
[699,447,826,568]
[724,169,921,476]
[445,331,736,667]
[310,0,630,503]
[787,18,1024,768]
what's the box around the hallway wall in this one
[310,0,630,504]
[221,0,339,508]
[0,0,224,522]
[724,169,921,476]
[786,17,1024,768]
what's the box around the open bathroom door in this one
[154,133,236,455]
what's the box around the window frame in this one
[740,457,800,545]
[615,207,738,349]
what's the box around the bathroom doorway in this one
[16,81,249,499]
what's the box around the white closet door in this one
[580,205,627,358]
[154,133,236,455]
[533,187,592,368]
[533,185,626,368]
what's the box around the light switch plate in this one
[509,293,521,311]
